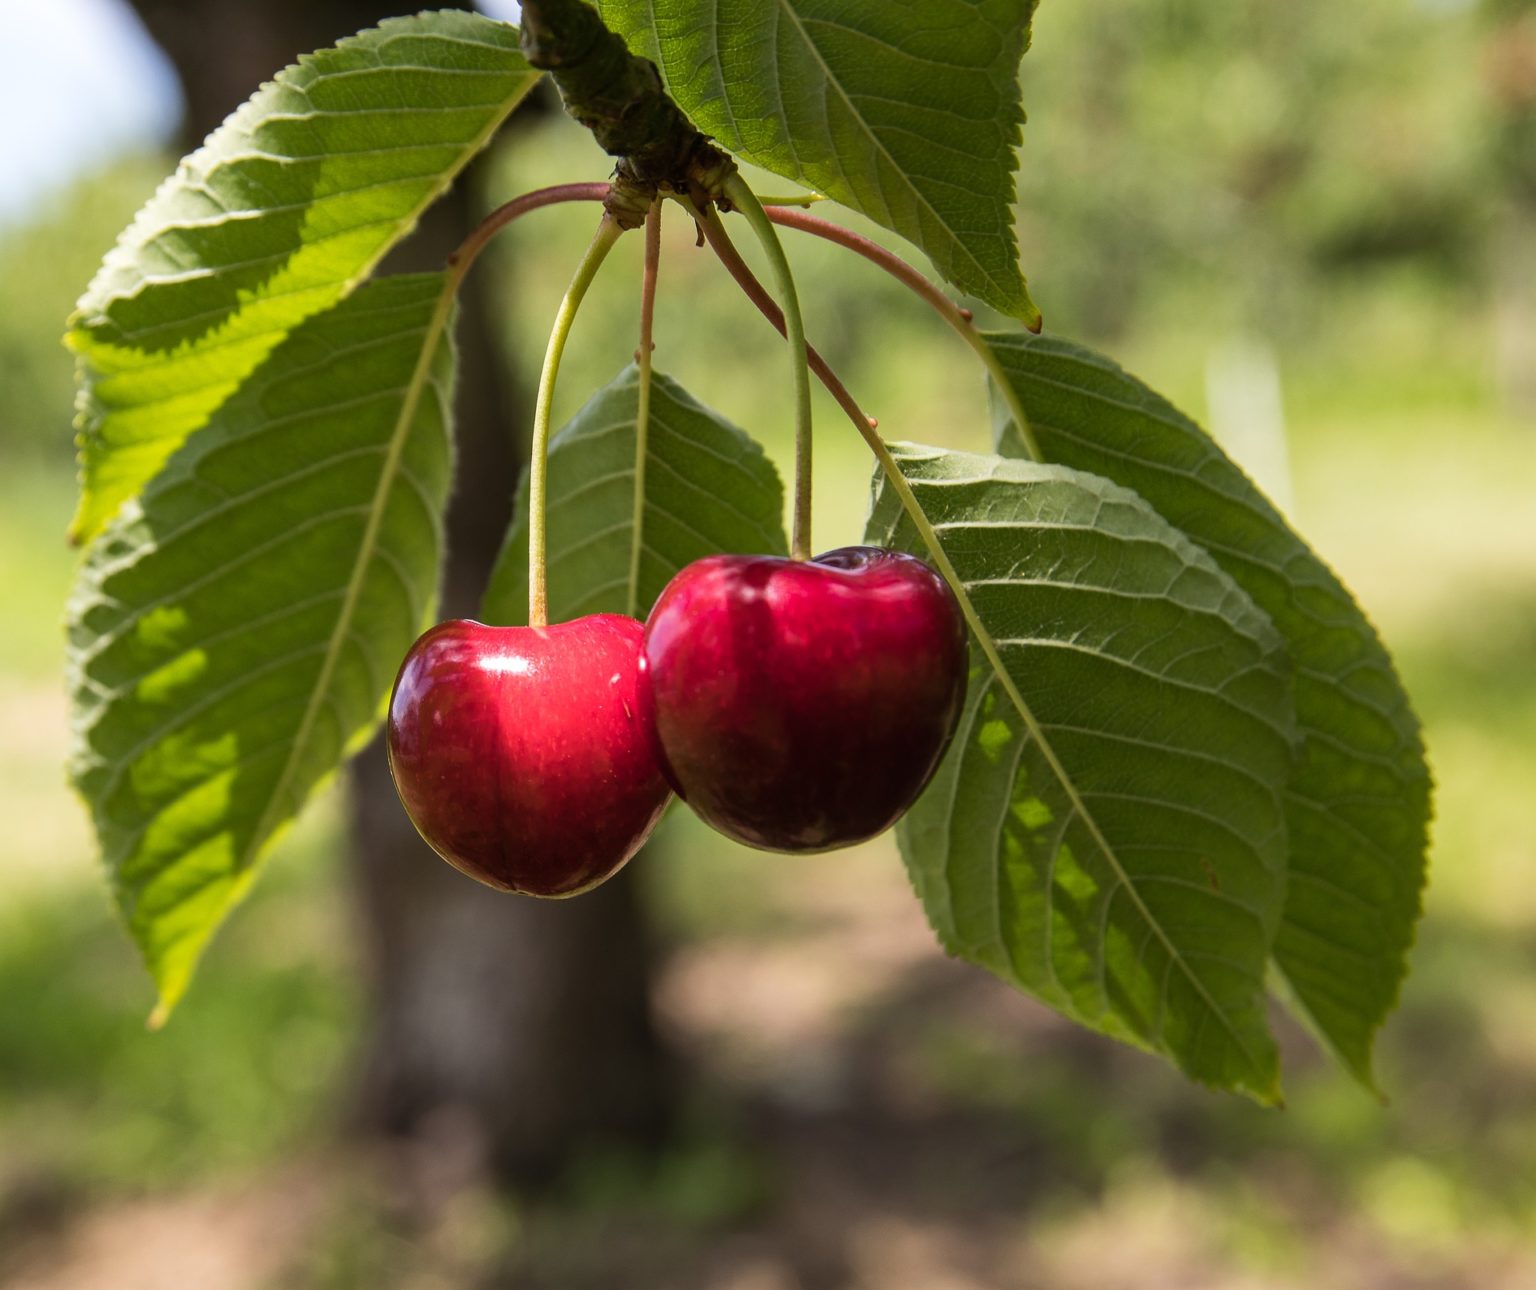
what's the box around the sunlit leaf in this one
[867,443,1296,1102]
[68,274,455,1016]
[68,10,537,542]
[984,331,1431,1091]
[597,0,1040,324]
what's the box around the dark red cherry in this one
[387,615,670,896]
[638,547,968,852]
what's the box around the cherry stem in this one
[692,202,1005,713]
[720,173,815,561]
[447,181,611,289]
[694,203,873,442]
[529,214,627,628]
[629,199,663,619]
[763,206,1043,462]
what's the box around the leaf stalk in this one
[691,203,983,653]
[721,174,815,560]
[628,200,663,618]
[528,215,626,627]
[764,206,1044,462]
[448,181,611,288]
[692,202,873,439]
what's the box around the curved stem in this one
[764,206,1043,462]
[721,173,815,560]
[628,200,663,619]
[693,203,874,439]
[447,182,611,287]
[528,215,627,628]
[691,206,1001,689]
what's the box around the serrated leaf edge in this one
[881,441,1288,1101]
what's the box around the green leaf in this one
[67,273,456,1017]
[984,331,1431,1092]
[67,10,538,544]
[596,0,1040,326]
[483,364,788,625]
[866,444,1296,1102]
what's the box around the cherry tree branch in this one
[517,0,734,222]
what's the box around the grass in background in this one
[0,822,357,1197]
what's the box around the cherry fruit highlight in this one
[387,615,670,896]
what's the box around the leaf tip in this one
[1247,1070,1286,1109]
[66,491,101,549]
[1346,1055,1389,1106]
[1020,297,1043,333]
[145,945,197,1031]
[1007,280,1042,333]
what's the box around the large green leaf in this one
[67,9,538,543]
[866,444,1296,1102]
[596,0,1040,326]
[67,273,456,1016]
[484,363,787,624]
[984,331,1431,1091]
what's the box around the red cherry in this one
[638,546,968,852]
[387,615,670,896]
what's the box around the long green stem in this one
[694,203,873,437]
[763,206,1043,462]
[628,200,662,618]
[691,209,954,593]
[722,173,815,560]
[692,205,1011,716]
[529,215,626,627]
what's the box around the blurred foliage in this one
[1016,0,1494,343]
[0,825,358,1197]
[0,157,168,461]
[1482,0,1536,204]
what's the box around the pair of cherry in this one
[386,547,969,895]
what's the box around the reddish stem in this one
[763,205,1041,335]
[448,181,612,280]
[638,200,662,361]
[694,207,878,439]
[629,200,663,616]
[763,205,1044,458]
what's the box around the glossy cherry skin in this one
[638,547,968,852]
[386,615,670,896]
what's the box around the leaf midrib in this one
[241,279,454,875]
[763,0,1008,300]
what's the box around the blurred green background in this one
[3,1,1536,1287]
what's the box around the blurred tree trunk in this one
[129,0,674,1182]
